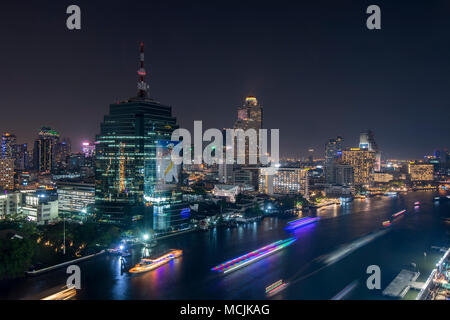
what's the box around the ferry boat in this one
[212,238,296,274]
[129,249,182,274]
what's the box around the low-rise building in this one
[259,167,309,198]
[0,192,22,219]
[374,172,394,183]
[57,181,95,215]
[22,193,58,225]
[213,184,241,203]
[409,163,434,182]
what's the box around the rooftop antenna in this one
[137,42,149,98]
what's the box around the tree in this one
[0,238,35,279]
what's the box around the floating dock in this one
[382,269,420,298]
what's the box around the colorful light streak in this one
[285,217,319,230]
[211,238,296,274]
[41,287,77,300]
[265,280,289,297]
[382,220,392,227]
[392,209,406,218]
[331,281,358,300]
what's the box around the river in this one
[2,190,449,300]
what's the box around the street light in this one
[143,234,149,241]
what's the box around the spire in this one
[137,42,149,98]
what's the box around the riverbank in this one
[1,190,448,300]
[26,250,105,276]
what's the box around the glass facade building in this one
[94,98,178,225]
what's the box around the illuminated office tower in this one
[81,141,95,158]
[325,136,344,165]
[1,133,17,159]
[324,136,344,183]
[359,130,381,171]
[14,143,29,170]
[55,138,71,166]
[234,97,263,165]
[33,127,60,173]
[1,133,16,190]
[0,159,15,190]
[57,181,95,216]
[94,43,179,225]
[342,148,376,186]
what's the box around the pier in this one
[382,269,420,298]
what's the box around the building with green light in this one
[94,43,180,225]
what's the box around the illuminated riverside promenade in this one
[1,191,448,300]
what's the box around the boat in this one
[211,238,296,274]
[285,217,319,230]
[199,220,209,230]
[382,220,392,227]
[129,249,182,274]
[266,280,289,297]
[414,201,420,206]
[392,209,406,218]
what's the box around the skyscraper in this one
[342,148,376,186]
[324,136,344,184]
[54,138,71,172]
[81,141,95,158]
[94,43,179,225]
[0,159,14,190]
[14,143,29,170]
[1,133,16,160]
[1,133,16,190]
[234,97,263,165]
[33,127,60,173]
[359,130,381,171]
[325,136,344,165]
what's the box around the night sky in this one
[1,0,449,159]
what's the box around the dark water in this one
[2,191,449,300]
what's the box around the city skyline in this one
[0,1,449,304]
[1,1,449,159]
